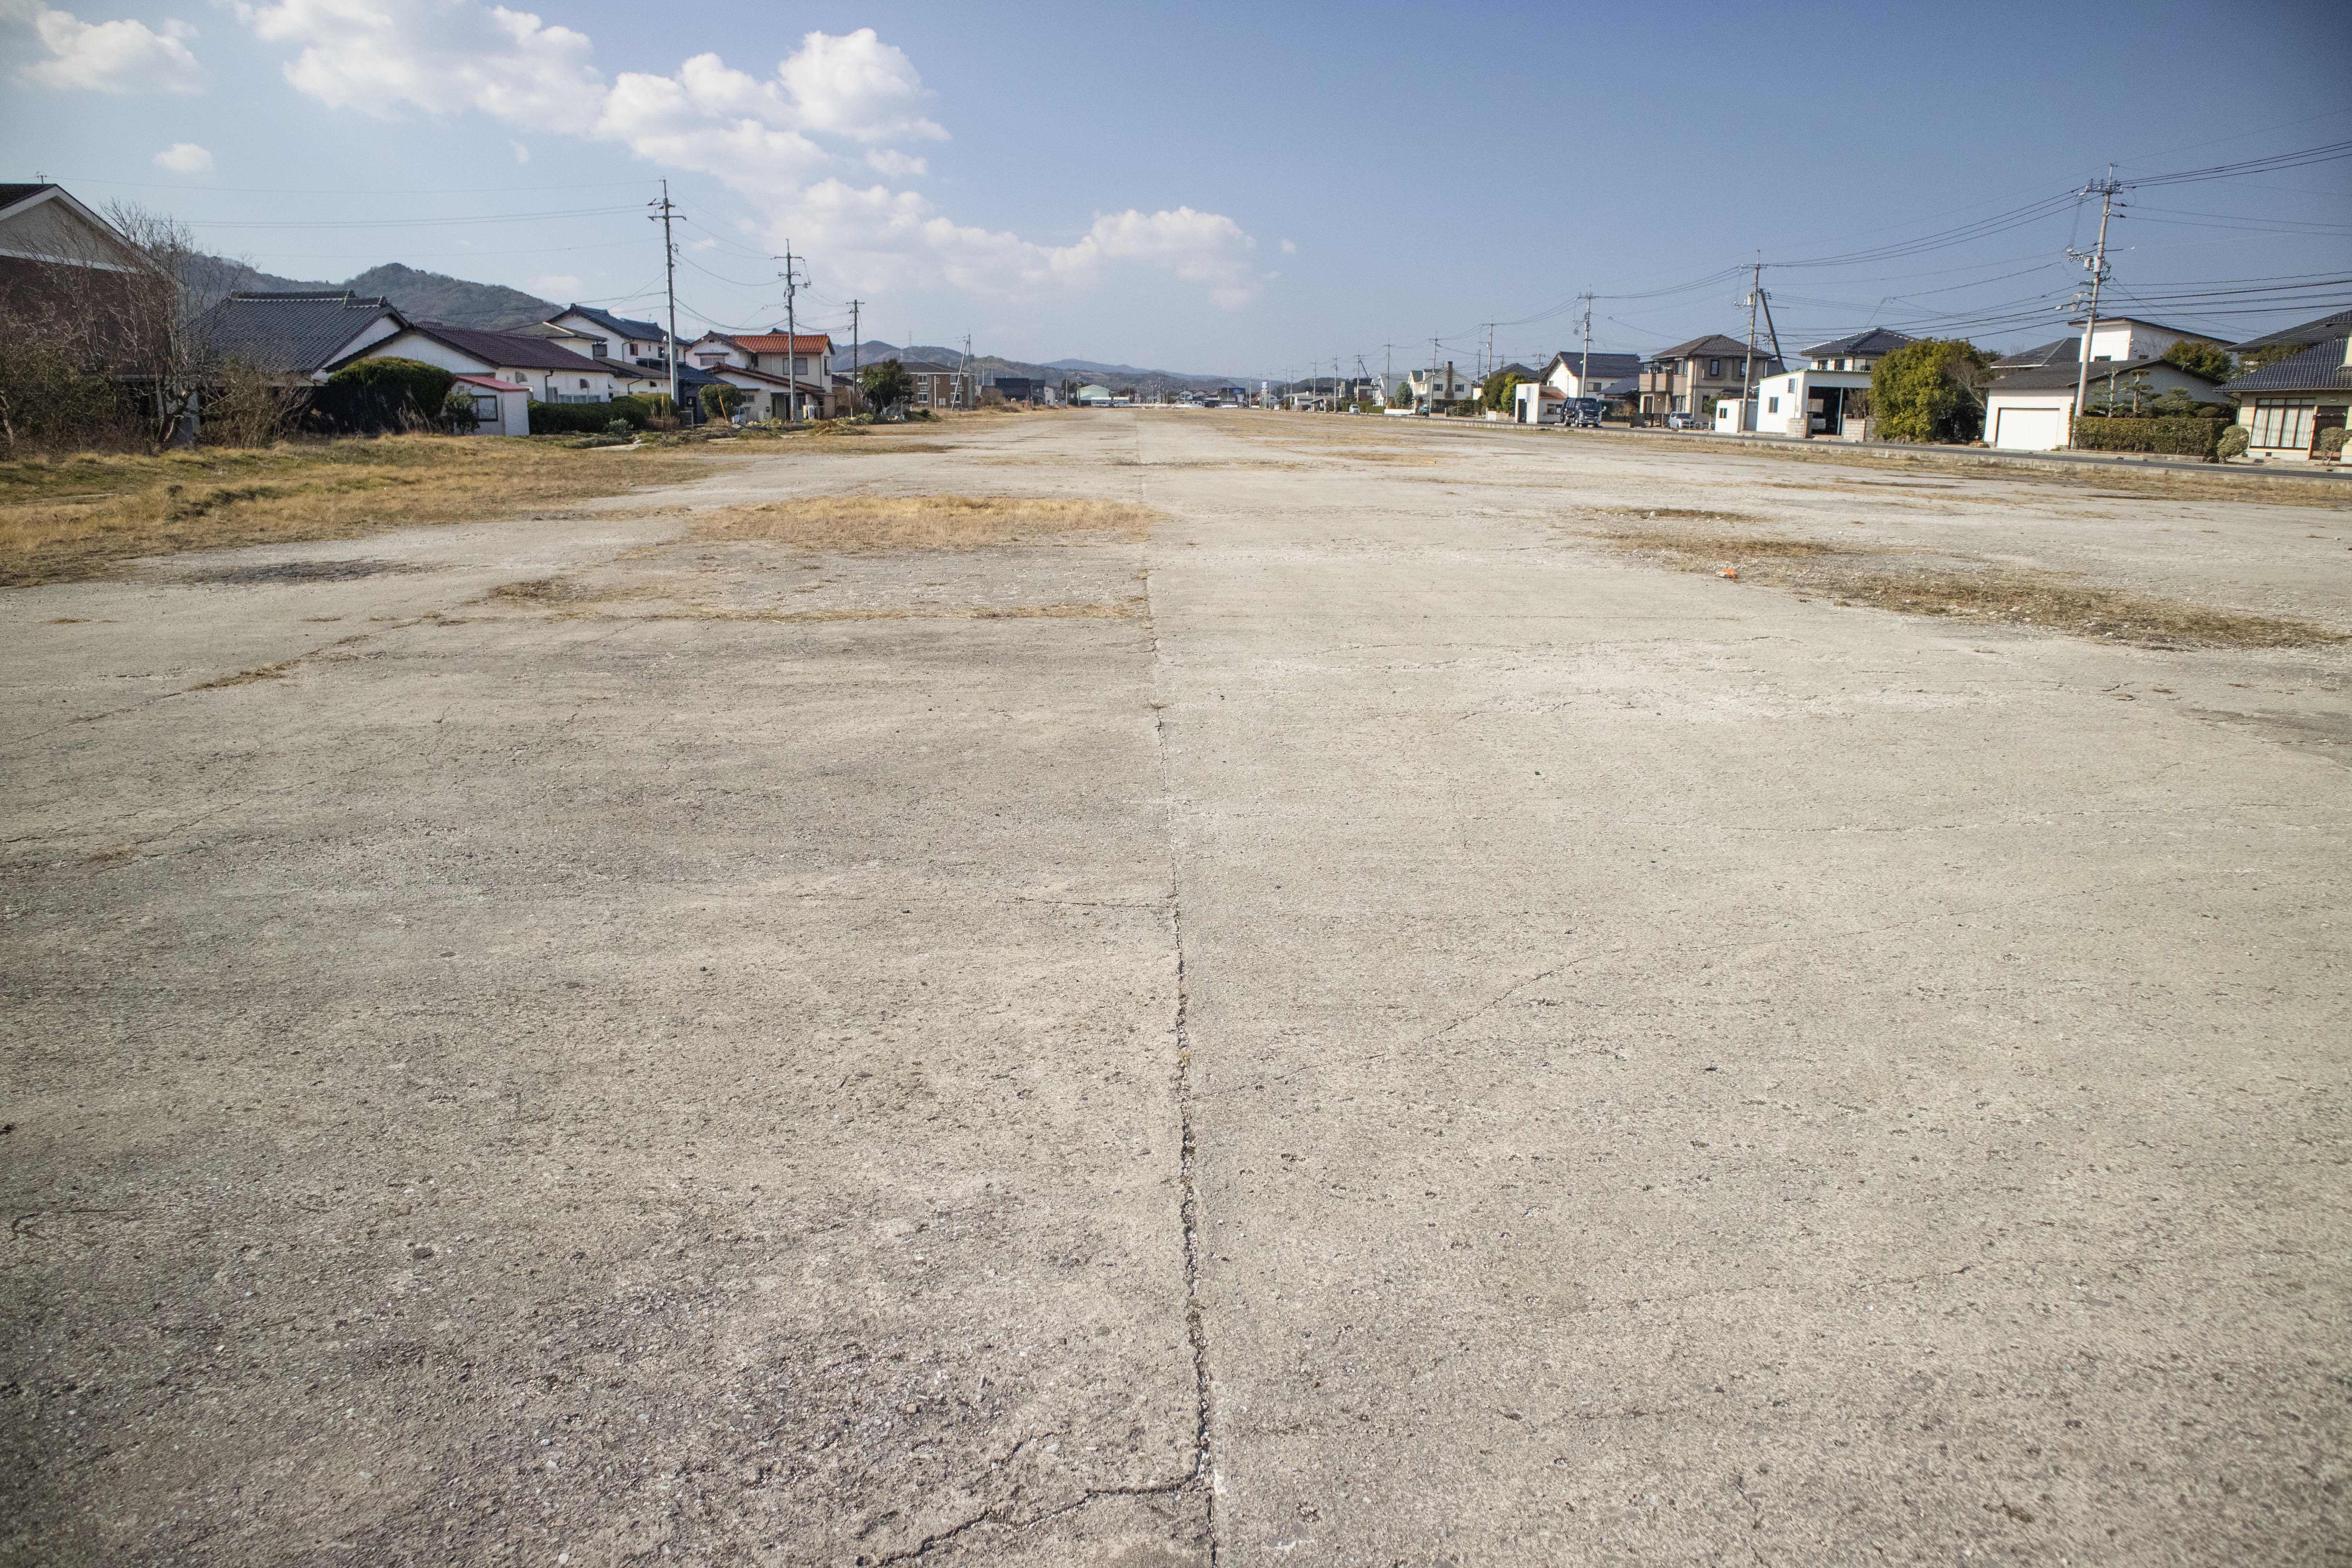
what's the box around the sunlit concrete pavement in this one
[3,410,2347,1565]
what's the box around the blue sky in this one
[4,0,2348,377]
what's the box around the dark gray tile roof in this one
[1548,350,1642,379]
[557,303,668,341]
[1802,328,1914,359]
[1651,334,1764,361]
[397,322,608,373]
[1990,354,2223,393]
[2222,338,2352,394]
[204,291,405,376]
[2231,309,2352,352]
[0,182,58,211]
[1993,337,2079,370]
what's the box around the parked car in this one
[1665,410,1701,430]
[1569,398,1603,428]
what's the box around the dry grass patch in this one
[1575,519,2346,650]
[690,493,1162,554]
[1673,436,2352,510]
[0,436,714,587]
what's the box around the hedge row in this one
[310,357,455,434]
[2070,416,2232,459]
[526,393,676,435]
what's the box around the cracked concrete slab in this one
[4,410,2348,1565]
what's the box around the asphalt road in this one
[5,411,2347,1565]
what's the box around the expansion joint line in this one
[1143,459,1221,1563]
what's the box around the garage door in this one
[1992,405,2067,452]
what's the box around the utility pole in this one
[2069,167,2122,447]
[648,179,682,414]
[777,240,806,423]
[849,299,862,409]
[1430,336,1440,416]
[1578,292,1595,398]
[1482,323,1495,385]
[1737,258,1762,433]
[960,333,971,409]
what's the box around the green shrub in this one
[2068,417,2231,459]
[2318,427,2347,459]
[441,384,481,434]
[699,383,743,422]
[312,357,456,434]
[2217,425,2250,461]
[1871,339,1992,443]
[526,395,668,435]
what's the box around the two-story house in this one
[1719,328,1915,439]
[684,330,835,418]
[1638,336,1780,425]
[545,305,673,370]
[899,360,974,411]
[1982,314,2230,451]
[1402,362,1475,410]
[1514,349,1642,423]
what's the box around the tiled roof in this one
[556,303,666,341]
[1803,328,1914,359]
[1546,350,1641,379]
[204,291,405,376]
[1989,354,2223,394]
[1651,334,1765,361]
[722,332,833,354]
[1993,337,2079,370]
[0,181,58,212]
[2222,338,2352,394]
[2231,309,2352,352]
[396,323,608,373]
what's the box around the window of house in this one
[2251,399,2310,450]
[1709,359,1721,377]
[578,378,588,389]
[1768,396,1779,413]
[590,341,606,358]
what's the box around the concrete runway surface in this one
[4,411,2347,1565]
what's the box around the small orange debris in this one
[1715,567,1738,580]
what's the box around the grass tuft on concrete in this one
[0,436,715,588]
[690,493,1163,554]
[1578,521,2347,650]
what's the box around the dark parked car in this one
[1569,398,1603,428]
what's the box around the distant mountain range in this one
[183,256,1246,384]
[847,341,1242,397]
[187,255,561,331]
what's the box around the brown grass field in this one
[0,436,717,588]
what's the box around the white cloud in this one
[236,0,602,131]
[775,27,943,143]
[510,139,529,163]
[534,274,580,294]
[236,2,1263,309]
[152,140,213,172]
[1280,238,1297,256]
[14,5,203,94]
